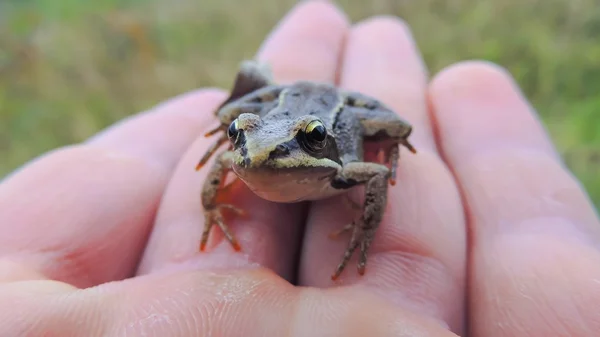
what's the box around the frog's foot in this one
[379,139,417,186]
[330,218,378,281]
[387,145,399,186]
[200,204,246,252]
[400,137,417,155]
[330,220,366,281]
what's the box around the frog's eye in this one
[306,120,327,142]
[301,119,328,152]
[227,119,239,140]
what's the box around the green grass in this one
[1,0,599,209]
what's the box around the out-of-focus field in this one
[1,0,599,208]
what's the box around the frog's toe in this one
[217,203,247,217]
[328,222,354,240]
[195,134,228,171]
[204,124,224,137]
[200,206,243,252]
[331,230,361,281]
[343,194,362,211]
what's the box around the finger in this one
[88,88,227,172]
[429,61,600,336]
[135,0,350,280]
[300,16,466,332]
[256,1,347,84]
[1,268,459,337]
[0,89,225,287]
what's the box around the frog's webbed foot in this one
[328,162,390,281]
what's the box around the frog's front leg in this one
[330,161,390,280]
[200,150,245,252]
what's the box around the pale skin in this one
[1,1,599,336]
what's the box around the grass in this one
[1,0,599,209]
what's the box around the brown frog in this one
[195,60,416,280]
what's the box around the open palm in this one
[1,2,599,336]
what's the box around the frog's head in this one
[225,113,342,202]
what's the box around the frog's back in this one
[264,81,343,128]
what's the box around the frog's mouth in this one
[231,163,338,203]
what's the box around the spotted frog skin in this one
[195,60,416,280]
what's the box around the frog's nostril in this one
[276,144,290,156]
[269,144,290,159]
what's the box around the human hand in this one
[1,1,599,336]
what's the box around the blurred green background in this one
[1,0,599,208]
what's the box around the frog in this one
[195,60,417,281]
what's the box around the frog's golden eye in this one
[227,119,239,141]
[301,119,328,152]
[305,120,327,142]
